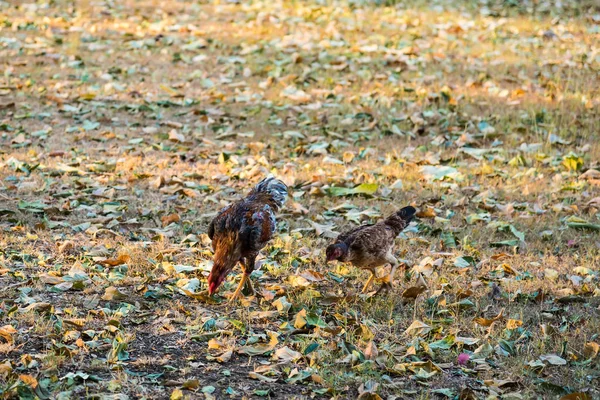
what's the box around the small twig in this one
[0,279,32,293]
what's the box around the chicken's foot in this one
[362,270,376,293]
[229,273,249,304]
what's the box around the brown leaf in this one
[474,308,504,327]
[402,285,427,299]
[151,176,165,189]
[39,273,64,285]
[0,102,15,109]
[560,393,592,400]
[161,213,181,226]
[457,289,473,300]
[216,349,233,363]
[416,207,436,218]
[99,254,131,267]
[364,341,378,361]
[299,270,325,282]
[58,240,75,253]
[168,129,186,143]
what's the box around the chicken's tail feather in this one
[250,176,288,209]
[384,206,416,236]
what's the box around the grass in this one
[1,0,599,398]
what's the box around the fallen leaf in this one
[99,254,131,267]
[102,286,127,301]
[326,183,379,197]
[404,320,432,337]
[583,342,599,360]
[0,325,17,343]
[539,354,567,366]
[474,309,504,327]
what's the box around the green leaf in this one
[305,312,328,328]
[304,342,319,355]
[253,389,271,397]
[490,239,520,247]
[18,200,46,213]
[285,369,312,384]
[508,224,525,242]
[432,388,456,398]
[82,120,100,131]
[326,183,378,197]
[428,335,455,350]
[420,165,462,182]
[566,216,600,231]
[454,256,475,268]
[441,232,457,249]
[201,386,216,394]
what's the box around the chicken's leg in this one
[229,255,257,303]
[362,270,376,293]
[229,273,248,303]
[242,255,256,296]
[376,254,399,295]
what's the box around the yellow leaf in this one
[0,325,16,343]
[583,342,599,360]
[19,374,38,389]
[544,268,559,281]
[102,286,127,301]
[79,92,96,100]
[207,338,223,350]
[170,388,184,400]
[0,361,12,376]
[294,309,307,329]
[501,264,518,275]
[180,289,220,304]
[403,320,431,337]
[160,84,180,97]
[506,319,523,330]
[182,379,200,390]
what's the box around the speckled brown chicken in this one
[207,177,288,302]
[326,206,416,294]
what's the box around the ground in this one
[0,0,599,399]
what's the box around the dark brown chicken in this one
[207,177,288,302]
[326,206,416,294]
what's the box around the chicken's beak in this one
[207,272,225,296]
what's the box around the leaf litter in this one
[0,0,599,399]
